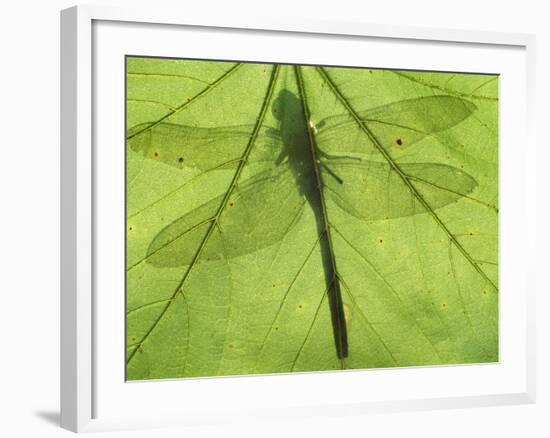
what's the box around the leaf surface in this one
[126,58,498,379]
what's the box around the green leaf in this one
[126,58,498,380]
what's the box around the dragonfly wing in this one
[146,164,306,267]
[127,122,281,171]
[322,159,477,221]
[315,96,476,155]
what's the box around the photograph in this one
[125,57,499,381]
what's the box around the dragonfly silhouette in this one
[127,88,478,360]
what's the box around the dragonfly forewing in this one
[314,95,476,157]
[127,122,281,171]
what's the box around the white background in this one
[0,0,546,437]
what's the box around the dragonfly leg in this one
[317,148,363,163]
[319,161,344,185]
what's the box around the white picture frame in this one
[60,4,536,433]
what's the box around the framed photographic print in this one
[61,5,536,433]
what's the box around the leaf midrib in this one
[296,65,348,363]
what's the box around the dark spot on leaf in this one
[442,303,446,308]
[274,326,279,331]
[154,151,159,157]
[469,232,474,236]
[178,157,184,163]
[298,304,303,309]
[229,202,234,207]
[396,138,403,146]
[379,239,383,243]
[128,226,133,231]
[272,284,276,288]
